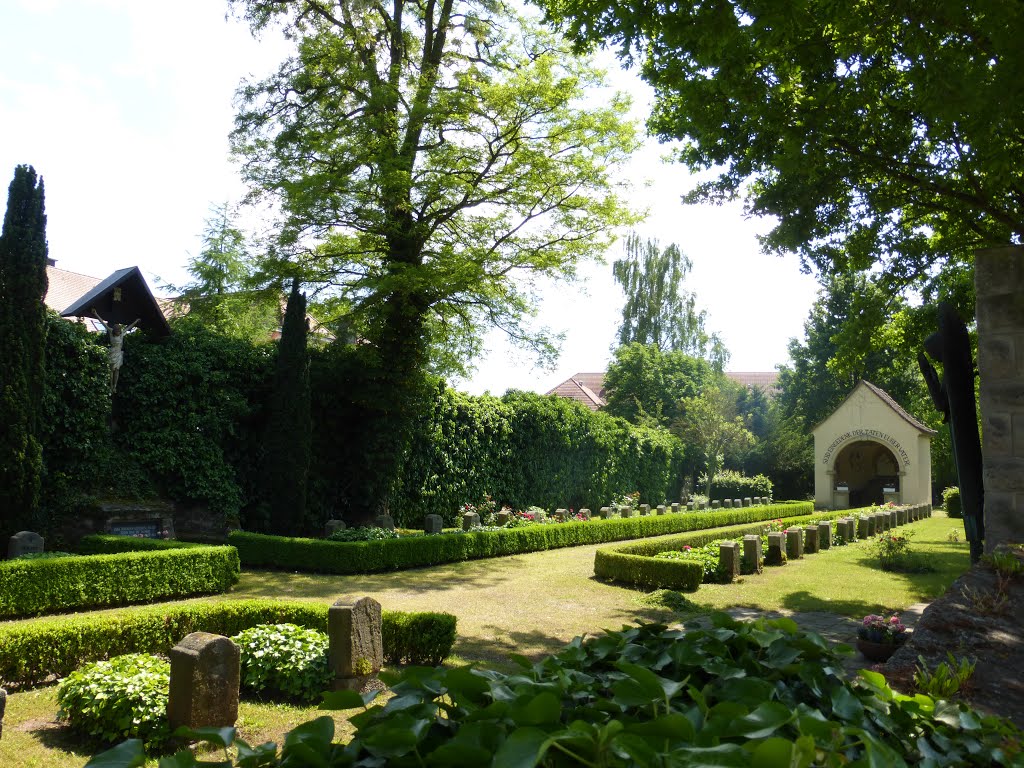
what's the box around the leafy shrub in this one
[593,550,704,590]
[873,531,929,572]
[0,600,456,687]
[91,616,1023,768]
[77,534,200,554]
[14,551,74,560]
[232,624,332,703]
[914,652,976,699]
[229,502,814,574]
[705,469,773,502]
[654,541,728,582]
[57,653,170,749]
[327,526,399,542]
[943,486,962,518]
[0,546,239,619]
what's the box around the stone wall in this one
[976,245,1024,550]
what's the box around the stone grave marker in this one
[718,542,741,582]
[817,521,832,549]
[744,497,753,507]
[671,503,680,514]
[0,687,5,740]
[619,506,634,518]
[599,506,614,519]
[7,531,43,560]
[711,501,720,510]
[857,517,869,539]
[656,504,667,515]
[639,504,651,516]
[325,519,346,537]
[742,535,763,574]
[687,501,695,512]
[167,632,240,732]
[786,529,804,558]
[766,532,786,565]
[462,511,480,530]
[724,499,733,509]
[533,510,547,522]
[803,525,819,554]
[753,496,761,505]
[578,508,592,520]
[328,596,383,691]
[375,514,396,531]
[424,514,444,534]
[554,508,568,522]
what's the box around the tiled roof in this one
[546,369,779,410]
[44,266,103,314]
[859,380,937,435]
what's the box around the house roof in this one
[44,265,103,315]
[545,370,780,410]
[60,266,172,336]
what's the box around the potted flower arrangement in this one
[857,613,909,662]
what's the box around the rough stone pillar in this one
[167,632,240,732]
[424,514,444,533]
[742,535,763,574]
[817,522,831,549]
[803,526,819,554]
[656,504,667,515]
[7,531,43,559]
[599,506,614,519]
[328,597,383,691]
[766,532,786,565]
[462,511,480,530]
[619,506,634,518]
[845,518,857,541]
[785,529,804,558]
[325,519,346,537]
[856,517,868,539]
[718,542,740,582]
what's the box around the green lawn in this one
[0,512,970,767]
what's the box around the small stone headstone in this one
[718,542,740,582]
[766,532,786,566]
[817,521,831,549]
[656,504,667,515]
[424,514,444,534]
[532,510,547,522]
[328,596,383,691]
[686,501,695,512]
[554,508,568,522]
[846,518,857,541]
[671,503,680,514]
[462,511,481,530]
[786,529,804,558]
[495,511,511,526]
[743,497,752,507]
[599,506,614,519]
[639,504,650,516]
[7,531,43,560]
[0,687,6,740]
[803,525,819,554]
[578,508,592,520]
[857,517,869,539]
[753,496,761,505]
[866,515,876,537]
[619,506,634,518]
[711,501,720,510]
[742,535,763,574]
[167,632,240,732]
[325,519,347,537]
[889,510,898,529]
[723,499,733,509]
[374,514,396,531]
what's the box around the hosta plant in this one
[56,653,170,749]
[231,623,332,703]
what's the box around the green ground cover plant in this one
[233,624,332,703]
[88,615,1022,767]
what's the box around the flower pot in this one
[856,638,901,663]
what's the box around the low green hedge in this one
[594,505,912,590]
[0,599,458,687]
[0,547,239,619]
[228,502,813,574]
[77,534,201,554]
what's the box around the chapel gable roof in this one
[813,380,937,435]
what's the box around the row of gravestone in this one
[322,497,774,538]
[713,503,933,581]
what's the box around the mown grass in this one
[0,511,970,766]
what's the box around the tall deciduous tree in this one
[230,0,638,522]
[603,342,713,428]
[262,278,312,534]
[613,233,727,367]
[542,0,1024,290]
[0,165,48,536]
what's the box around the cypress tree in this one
[0,165,49,538]
[263,278,311,534]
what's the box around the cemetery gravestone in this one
[742,535,763,574]
[766,532,786,566]
[578,508,592,520]
[375,514,396,531]
[0,687,5,740]
[687,502,695,512]
[462,511,481,530]
[712,501,720,510]
[619,506,634,518]
[657,504,667,515]
[328,596,383,691]
[639,504,651,516]
[167,632,240,732]
[7,531,43,559]
[744,497,753,507]
[424,514,444,534]
[857,517,869,539]
[818,521,832,549]
[671,503,680,513]
[554,508,568,522]
[803,525,819,554]
[599,507,614,519]
[724,499,733,509]
[786,529,804,558]
[325,519,346,537]
[718,542,741,582]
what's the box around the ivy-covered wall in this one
[41,321,686,534]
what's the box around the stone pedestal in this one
[167,633,240,731]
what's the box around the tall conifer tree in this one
[262,278,311,534]
[0,165,49,536]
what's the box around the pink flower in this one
[683,545,692,551]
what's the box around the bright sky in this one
[1,0,821,397]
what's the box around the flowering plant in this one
[858,614,908,645]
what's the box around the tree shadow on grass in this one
[18,718,96,760]
[779,590,894,616]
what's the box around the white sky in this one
[1,0,821,396]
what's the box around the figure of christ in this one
[92,309,140,393]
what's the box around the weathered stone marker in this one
[424,514,444,534]
[712,501,720,510]
[328,596,383,691]
[554,508,568,522]
[462,511,480,530]
[325,519,346,537]
[786,529,804,558]
[803,525,819,554]
[817,521,832,549]
[656,504,667,515]
[766,532,786,565]
[671,502,680,514]
[578,509,592,520]
[374,514,396,531]
[718,542,741,582]
[724,499,733,509]
[599,506,614,519]
[857,517,869,539]
[167,632,240,732]
[638,504,650,516]
[753,496,761,505]
[742,535,763,574]
[0,687,6,740]
[619,506,634,518]
[7,531,43,559]
[743,497,752,507]
[687,501,695,512]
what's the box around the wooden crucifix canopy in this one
[60,266,171,336]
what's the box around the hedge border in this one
[594,505,927,590]
[0,547,240,619]
[0,599,457,687]
[228,502,814,575]
[77,534,202,554]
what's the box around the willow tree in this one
[229,0,638,521]
[0,165,48,535]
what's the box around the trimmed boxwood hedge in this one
[0,546,239,619]
[0,599,458,687]
[228,502,813,574]
[594,505,920,590]
[77,534,201,554]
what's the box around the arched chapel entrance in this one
[832,440,901,507]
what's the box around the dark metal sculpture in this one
[917,302,984,563]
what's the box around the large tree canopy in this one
[542,0,1024,289]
